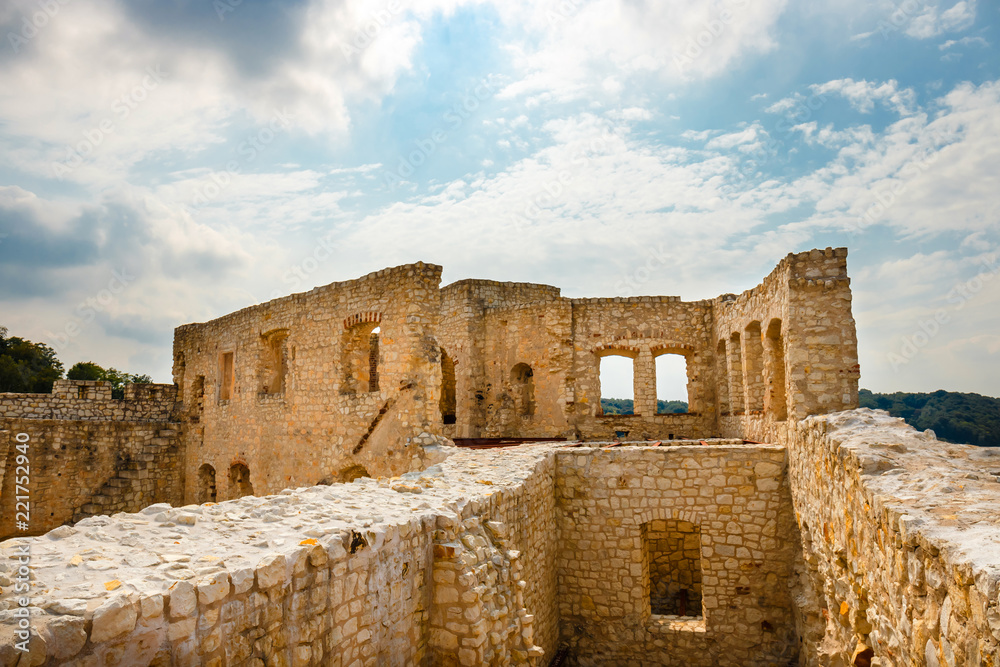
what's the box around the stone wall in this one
[172,262,449,503]
[0,380,177,422]
[713,247,859,433]
[555,444,801,665]
[0,419,183,540]
[2,413,999,665]
[0,443,560,667]
[745,410,1000,667]
[436,248,858,443]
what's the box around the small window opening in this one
[510,362,535,417]
[646,519,703,618]
[441,348,457,424]
[228,463,254,498]
[655,353,689,414]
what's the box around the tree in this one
[67,360,153,399]
[67,361,104,381]
[0,326,64,393]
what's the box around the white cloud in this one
[904,1,976,38]
[809,78,917,115]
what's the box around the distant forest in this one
[600,390,999,448]
[600,398,687,415]
[859,389,1000,447]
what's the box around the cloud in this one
[939,35,989,49]
[905,1,976,39]
[809,78,917,115]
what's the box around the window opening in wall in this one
[228,463,253,498]
[510,362,535,417]
[744,322,765,412]
[341,321,381,395]
[338,465,370,483]
[77,386,87,399]
[765,319,788,421]
[198,464,217,503]
[654,353,689,414]
[219,352,234,402]
[440,348,457,424]
[645,519,703,618]
[598,353,634,415]
[260,330,289,395]
[369,326,380,392]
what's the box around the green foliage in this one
[67,361,104,381]
[0,325,64,393]
[600,398,688,415]
[860,389,1000,447]
[68,360,153,399]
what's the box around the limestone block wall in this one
[742,410,1000,667]
[438,280,565,439]
[713,247,859,436]
[0,420,183,540]
[0,444,561,667]
[479,302,574,439]
[554,445,801,666]
[567,297,717,440]
[0,380,177,422]
[172,262,447,503]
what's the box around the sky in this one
[0,0,998,400]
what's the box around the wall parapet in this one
[0,380,177,422]
[765,409,1000,666]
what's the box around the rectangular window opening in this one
[646,519,703,619]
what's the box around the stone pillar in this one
[727,334,745,414]
[741,323,764,413]
[634,349,656,417]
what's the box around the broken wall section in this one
[713,247,859,438]
[0,444,562,667]
[172,262,446,503]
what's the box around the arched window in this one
[440,348,457,424]
[597,352,635,415]
[510,363,535,417]
[228,463,254,498]
[197,464,217,503]
[765,319,788,421]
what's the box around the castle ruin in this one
[1,248,998,666]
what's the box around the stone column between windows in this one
[634,348,656,417]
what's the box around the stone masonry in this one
[1,248,998,665]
